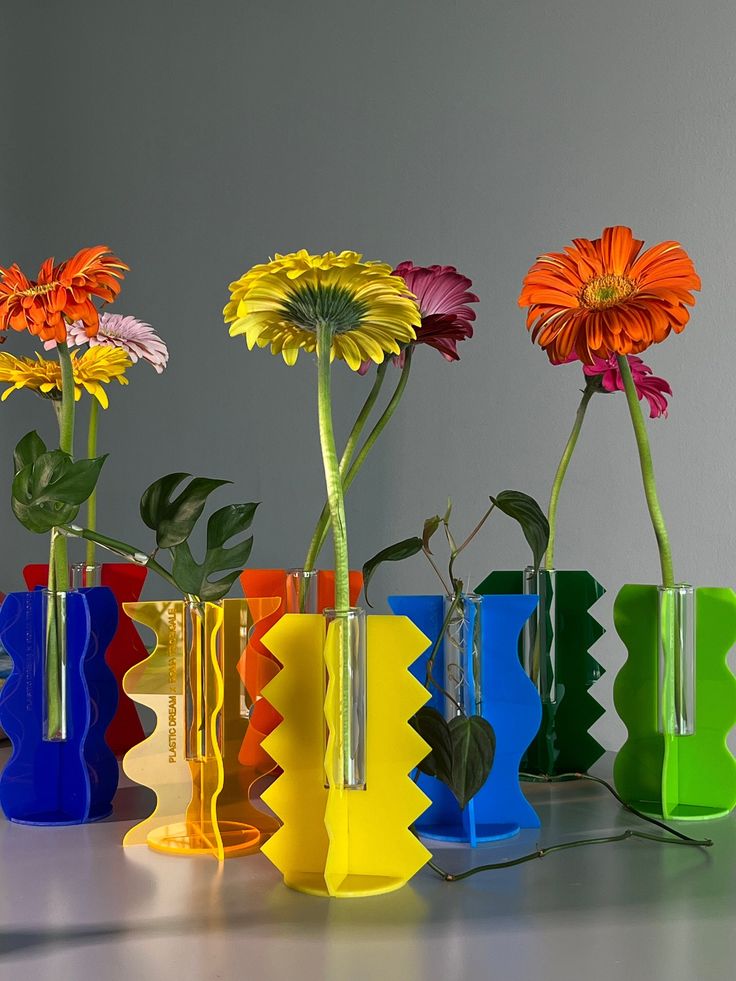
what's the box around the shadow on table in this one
[0,777,733,963]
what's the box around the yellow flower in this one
[0,347,132,408]
[225,250,419,370]
[74,346,132,407]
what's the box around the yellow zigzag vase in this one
[260,613,432,897]
[122,598,280,860]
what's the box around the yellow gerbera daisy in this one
[0,347,132,408]
[225,250,419,370]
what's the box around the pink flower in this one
[45,313,169,374]
[358,261,478,373]
[583,353,672,418]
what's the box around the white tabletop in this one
[0,751,732,981]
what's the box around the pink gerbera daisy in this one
[583,353,672,419]
[45,313,169,374]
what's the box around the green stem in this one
[545,382,595,569]
[616,354,675,587]
[45,342,76,739]
[85,398,99,566]
[424,772,711,882]
[52,343,76,585]
[59,524,179,592]
[303,361,388,574]
[308,347,414,569]
[317,322,354,788]
[316,322,349,612]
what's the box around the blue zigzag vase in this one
[388,593,541,845]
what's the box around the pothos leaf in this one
[448,714,496,809]
[411,707,496,808]
[422,515,441,553]
[492,490,550,572]
[410,706,453,780]
[361,536,423,607]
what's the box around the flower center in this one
[580,274,635,310]
[280,283,368,334]
[18,281,60,298]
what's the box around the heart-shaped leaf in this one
[13,431,47,474]
[422,515,441,553]
[361,536,423,607]
[492,490,550,572]
[140,473,231,548]
[12,449,107,534]
[171,501,258,602]
[410,706,453,780]
[449,714,496,808]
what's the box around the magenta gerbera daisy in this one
[358,260,478,373]
[393,261,478,363]
[583,353,672,419]
[46,313,169,374]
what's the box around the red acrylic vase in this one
[24,563,148,757]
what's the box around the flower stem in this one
[316,323,349,612]
[307,347,413,569]
[316,321,354,789]
[86,398,99,566]
[46,341,76,739]
[616,354,675,587]
[303,361,388,574]
[545,382,595,569]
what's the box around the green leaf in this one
[361,536,423,608]
[40,455,109,504]
[13,431,47,474]
[206,502,258,550]
[492,490,550,572]
[140,473,231,549]
[170,501,258,602]
[448,715,496,808]
[422,515,441,553]
[11,450,107,534]
[410,706,453,781]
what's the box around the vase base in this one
[417,821,520,844]
[284,872,408,898]
[6,806,113,827]
[625,799,732,822]
[146,819,261,857]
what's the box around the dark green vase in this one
[476,568,605,776]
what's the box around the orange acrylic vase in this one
[122,597,280,859]
[238,570,363,774]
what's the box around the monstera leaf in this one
[140,472,231,549]
[411,705,496,808]
[171,502,258,602]
[13,430,48,473]
[11,432,107,534]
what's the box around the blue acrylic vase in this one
[0,587,119,825]
[388,593,541,845]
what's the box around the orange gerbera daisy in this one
[519,226,701,364]
[0,246,128,344]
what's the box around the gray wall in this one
[2,0,735,750]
